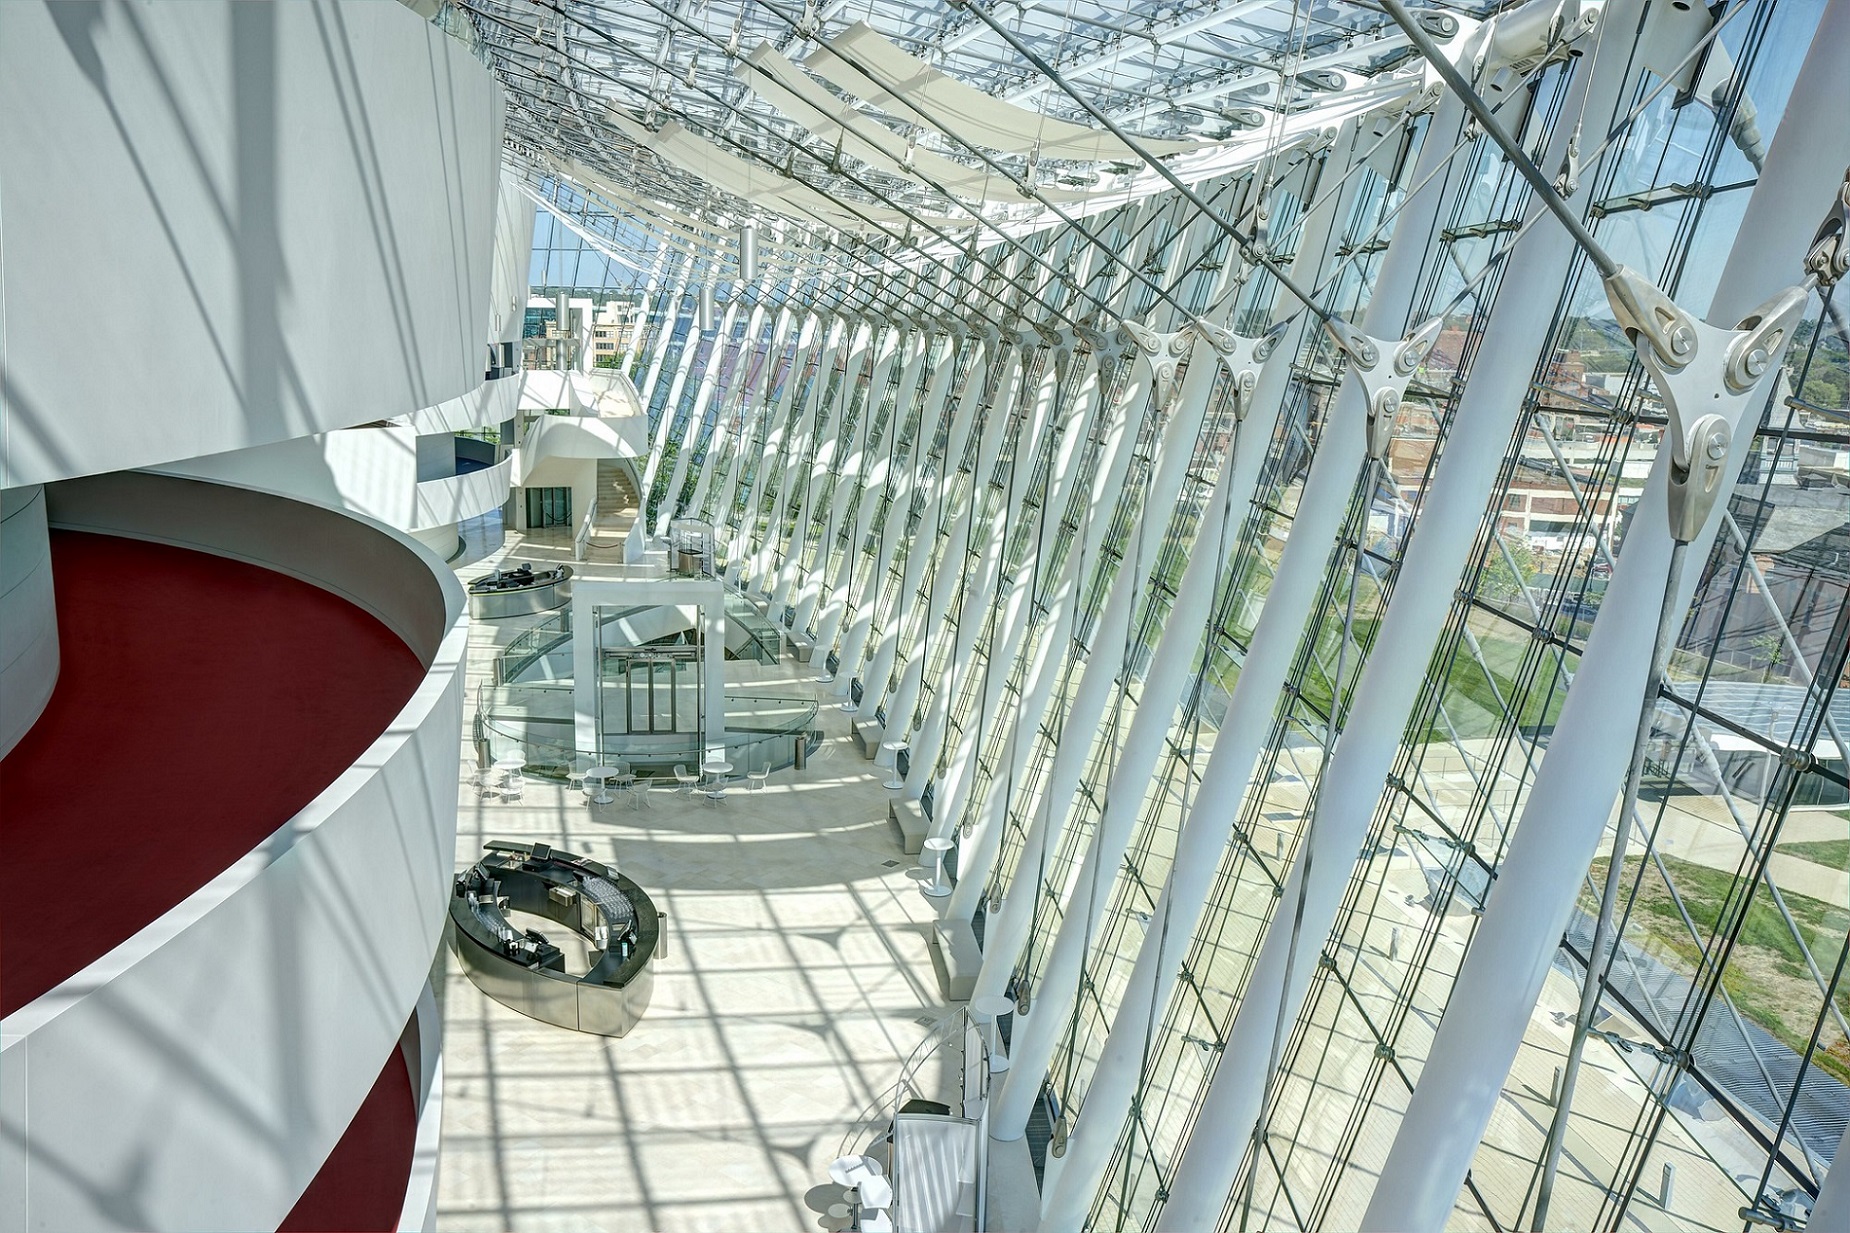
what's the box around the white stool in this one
[922,836,954,897]
[880,741,907,790]
[972,993,1015,1072]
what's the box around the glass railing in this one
[495,598,782,683]
[474,680,819,779]
[725,594,781,665]
[495,612,570,684]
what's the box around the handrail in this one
[833,1005,990,1165]
[574,496,598,561]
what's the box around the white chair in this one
[499,772,524,802]
[747,767,771,792]
[858,1174,895,1233]
[567,767,590,799]
[673,764,698,794]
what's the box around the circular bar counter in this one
[467,563,572,619]
[449,841,657,1036]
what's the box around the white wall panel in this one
[0,486,58,758]
[0,0,504,488]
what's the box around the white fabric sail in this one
[807,22,1201,163]
[739,44,1095,206]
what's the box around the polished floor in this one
[436,549,955,1231]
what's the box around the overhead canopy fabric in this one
[738,44,1095,207]
[807,22,1202,164]
[605,105,972,236]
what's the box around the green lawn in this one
[1780,838,1850,870]
[1590,853,1850,1081]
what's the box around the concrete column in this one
[994,363,1268,1138]
[946,357,1135,923]
[688,303,770,525]
[1162,22,1637,1224]
[1361,4,1847,1226]
[830,329,932,696]
[660,301,745,534]
[817,326,916,663]
[940,190,1239,880]
[856,332,969,714]
[709,306,794,535]
[704,593,727,760]
[1044,90,1467,1228]
[638,280,713,532]
[732,312,819,587]
[758,315,843,601]
[927,347,1072,828]
[635,253,691,407]
[618,245,671,379]
[891,345,1025,772]
[968,323,1220,1005]
[1811,1119,1850,1233]
[864,333,991,725]
[780,316,865,629]
[771,318,856,619]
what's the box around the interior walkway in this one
[437,540,954,1231]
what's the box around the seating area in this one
[474,752,792,810]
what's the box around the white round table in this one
[584,765,621,805]
[921,836,954,897]
[828,1154,884,1189]
[972,993,1015,1071]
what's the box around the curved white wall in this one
[0,472,466,1232]
[0,486,58,758]
[163,412,518,544]
[413,456,515,532]
[404,371,521,435]
[0,1,504,488]
[491,180,538,348]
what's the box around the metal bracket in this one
[1602,266,1806,542]
[1072,319,1120,357]
[1323,315,1443,462]
[1806,168,1850,290]
[1196,319,1289,422]
[1117,319,1192,409]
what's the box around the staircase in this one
[589,460,640,554]
[598,460,639,515]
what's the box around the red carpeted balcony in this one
[0,472,466,1232]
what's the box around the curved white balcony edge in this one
[0,486,59,759]
[0,472,467,1233]
[396,981,445,1233]
[402,371,521,436]
[412,455,515,532]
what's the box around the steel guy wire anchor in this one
[1322,315,1445,462]
[1116,319,1194,411]
[1196,319,1292,421]
[1602,269,1807,543]
[1808,168,1850,290]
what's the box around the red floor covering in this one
[0,531,427,1015]
[280,1046,419,1233]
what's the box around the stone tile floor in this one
[437,611,954,1232]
